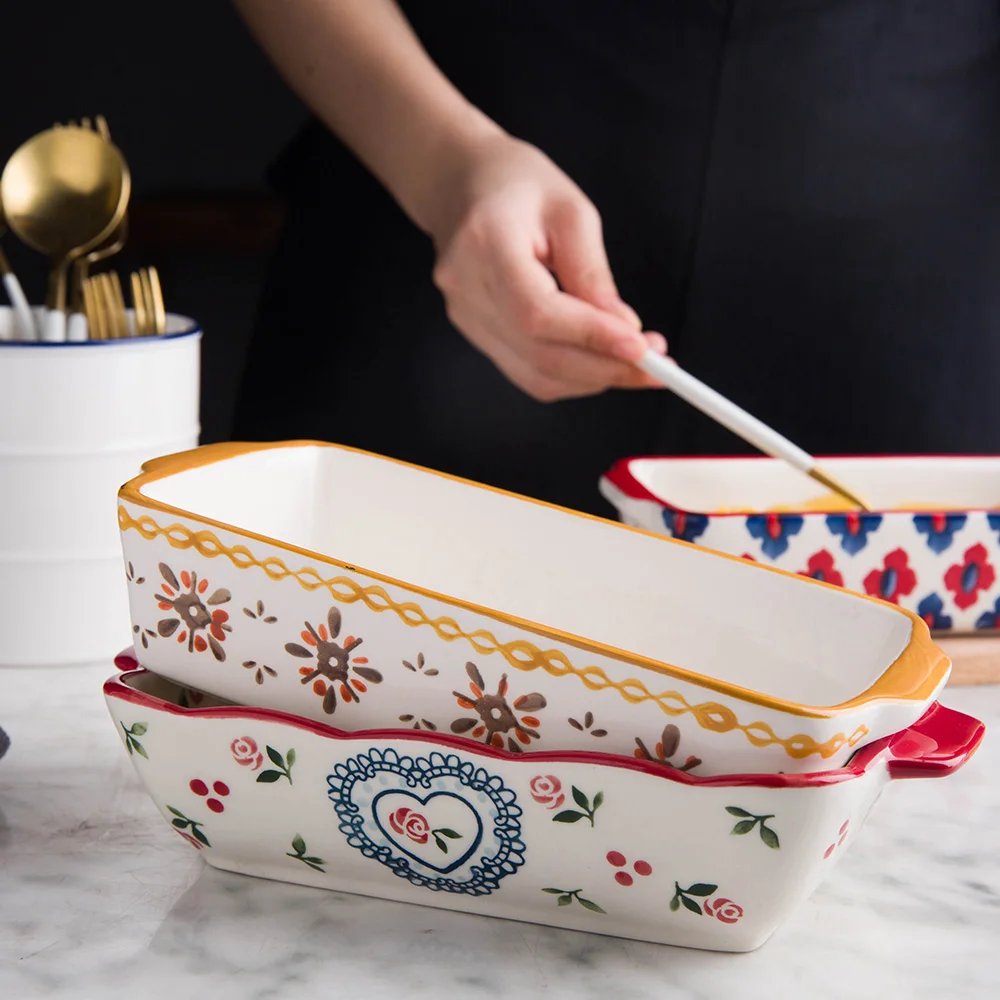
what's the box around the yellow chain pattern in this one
[118,506,869,759]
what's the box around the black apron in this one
[233,0,1000,516]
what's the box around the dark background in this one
[0,1,306,442]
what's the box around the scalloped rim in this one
[105,653,980,790]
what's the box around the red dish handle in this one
[115,649,139,672]
[887,703,985,779]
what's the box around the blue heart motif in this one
[328,749,526,896]
[373,790,483,874]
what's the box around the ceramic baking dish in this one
[118,441,950,776]
[105,652,984,953]
[601,455,1000,635]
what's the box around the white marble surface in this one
[1,664,998,1000]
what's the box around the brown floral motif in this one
[242,660,278,685]
[243,600,277,624]
[634,724,701,772]
[285,606,382,714]
[450,662,546,752]
[398,714,438,731]
[401,652,439,676]
[155,563,232,661]
[125,561,145,585]
[568,711,608,738]
[132,623,157,650]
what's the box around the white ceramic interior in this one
[624,456,1000,512]
[139,444,914,707]
[0,309,201,666]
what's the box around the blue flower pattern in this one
[916,593,953,631]
[976,597,1000,631]
[745,514,805,559]
[988,513,1000,542]
[825,513,884,556]
[913,514,967,554]
[662,509,709,544]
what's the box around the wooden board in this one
[938,635,1000,686]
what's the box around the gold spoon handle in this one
[70,214,129,312]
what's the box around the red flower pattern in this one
[800,549,844,588]
[389,806,430,845]
[231,736,264,770]
[704,897,744,923]
[529,775,565,810]
[863,548,917,604]
[944,543,996,611]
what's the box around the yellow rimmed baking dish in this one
[117,441,950,774]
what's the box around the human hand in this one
[428,133,666,402]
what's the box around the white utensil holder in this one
[0,307,201,666]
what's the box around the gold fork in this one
[130,266,166,335]
[81,274,106,340]
[103,271,128,339]
[83,271,128,339]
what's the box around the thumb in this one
[546,197,642,331]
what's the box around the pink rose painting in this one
[231,736,264,770]
[529,774,565,810]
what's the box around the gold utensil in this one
[146,266,165,334]
[0,126,130,342]
[138,270,154,335]
[97,272,128,339]
[82,272,127,340]
[68,117,129,341]
[81,274,103,339]
[129,271,149,335]
[131,266,166,336]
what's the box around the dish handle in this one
[136,441,251,476]
[115,649,139,672]
[886,703,985,779]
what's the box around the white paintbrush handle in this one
[3,272,39,341]
[639,349,815,473]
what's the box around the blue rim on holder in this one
[0,313,201,348]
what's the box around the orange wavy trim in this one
[118,507,870,759]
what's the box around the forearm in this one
[231,0,503,234]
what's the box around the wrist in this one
[397,106,507,241]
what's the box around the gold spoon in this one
[0,126,130,342]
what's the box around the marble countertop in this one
[1,664,998,1000]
